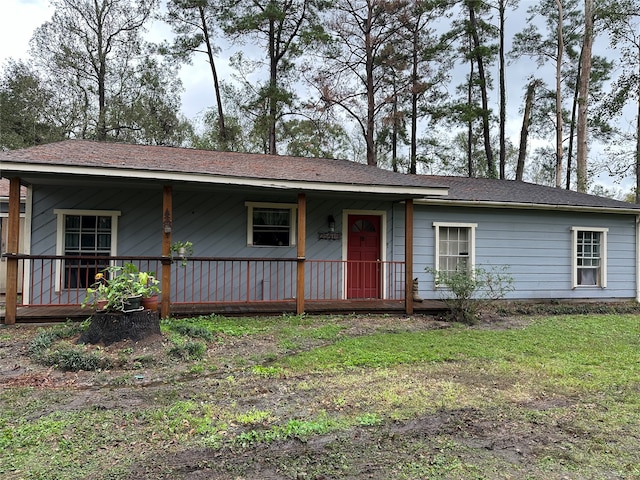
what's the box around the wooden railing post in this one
[161,186,172,318]
[4,177,21,324]
[405,199,414,315]
[296,193,306,314]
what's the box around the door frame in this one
[341,209,387,299]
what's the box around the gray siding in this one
[31,185,162,256]
[31,184,398,260]
[28,182,637,303]
[398,204,638,301]
[28,185,396,302]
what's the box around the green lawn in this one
[2,313,640,479]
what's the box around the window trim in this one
[571,226,608,288]
[53,209,121,292]
[433,222,477,280]
[245,202,297,247]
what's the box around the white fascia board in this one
[2,162,449,197]
[415,198,640,215]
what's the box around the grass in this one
[2,313,640,479]
[281,314,640,390]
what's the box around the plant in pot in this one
[83,263,157,313]
[81,272,109,310]
[136,271,161,311]
[103,263,144,313]
[170,240,193,267]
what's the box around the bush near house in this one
[427,265,514,324]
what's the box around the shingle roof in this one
[1,140,638,212]
[0,139,440,191]
[421,175,640,211]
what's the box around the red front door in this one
[347,215,381,299]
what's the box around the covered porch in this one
[1,142,451,324]
[1,182,437,323]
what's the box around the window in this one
[54,209,120,289]
[433,222,477,275]
[246,202,297,247]
[572,227,607,288]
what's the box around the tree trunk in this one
[79,310,160,346]
[576,0,594,193]
[410,22,419,175]
[365,12,376,167]
[392,92,398,172]
[555,0,564,188]
[199,5,227,149]
[96,5,108,142]
[268,17,278,155]
[566,61,581,190]
[635,95,640,204]
[516,79,539,181]
[469,3,496,178]
[467,45,474,178]
[499,0,506,179]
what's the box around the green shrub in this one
[427,265,514,324]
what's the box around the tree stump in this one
[79,310,160,346]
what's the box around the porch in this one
[0,255,445,322]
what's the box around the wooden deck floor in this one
[1,299,447,323]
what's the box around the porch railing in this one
[4,255,406,307]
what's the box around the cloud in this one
[0,0,53,66]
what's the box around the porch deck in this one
[1,255,446,323]
[1,299,447,323]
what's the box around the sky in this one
[0,0,635,194]
[0,0,218,121]
[1,1,53,65]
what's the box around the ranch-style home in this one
[1,140,639,323]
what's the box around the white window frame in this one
[53,209,120,292]
[433,222,477,279]
[571,226,608,288]
[245,202,297,247]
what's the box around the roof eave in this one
[1,162,448,197]
[415,198,640,215]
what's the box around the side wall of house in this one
[394,204,638,301]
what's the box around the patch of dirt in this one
[0,314,609,479]
[141,406,571,480]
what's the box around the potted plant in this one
[82,263,159,313]
[170,240,193,267]
[81,272,109,310]
[137,271,161,311]
[104,263,143,312]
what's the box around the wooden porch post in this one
[4,177,21,325]
[405,199,414,315]
[161,186,172,319]
[296,193,306,315]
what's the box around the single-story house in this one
[1,140,639,323]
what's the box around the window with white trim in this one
[433,222,477,275]
[246,202,297,247]
[571,227,607,288]
[54,209,120,289]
